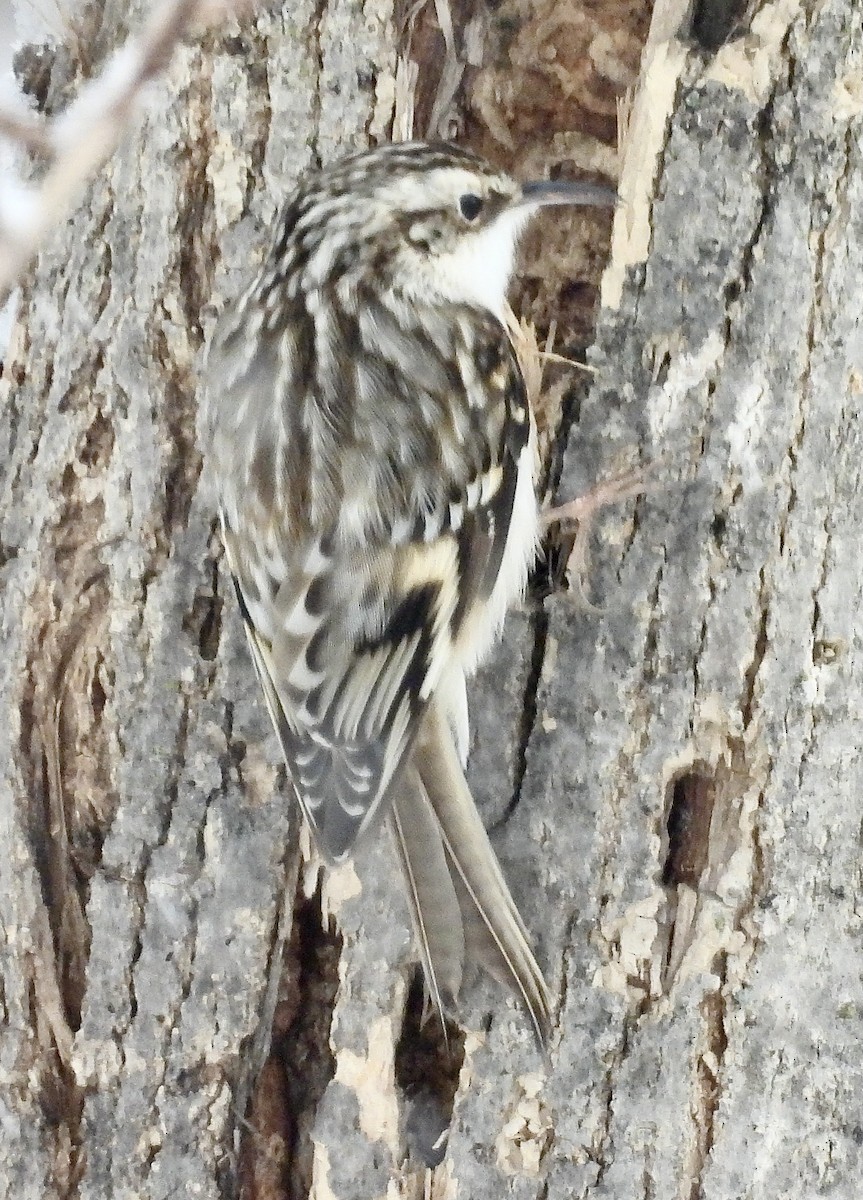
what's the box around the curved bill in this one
[519,178,618,209]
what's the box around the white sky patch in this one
[0,174,38,237]
[0,2,13,79]
[8,0,80,44]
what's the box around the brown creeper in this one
[202,141,614,1043]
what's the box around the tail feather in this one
[388,764,465,1025]
[391,700,551,1046]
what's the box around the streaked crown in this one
[251,143,523,318]
[250,142,613,322]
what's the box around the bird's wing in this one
[219,306,532,862]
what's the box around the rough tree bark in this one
[1,1,861,1199]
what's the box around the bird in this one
[201,140,615,1045]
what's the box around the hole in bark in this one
[78,410,114,470]
[813,638,845,665]
[724,277,741,304]
[393,969,465,1168]
[662,771,716,888]
[90,663,106,720]
[690,0,749,50]
[241,878,341,1200]
[184,589,223,661]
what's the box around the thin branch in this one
[0,0,254,295]
[0,108,51,156]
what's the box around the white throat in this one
[405,208,531,319]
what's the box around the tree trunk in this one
[1,1,861,1198]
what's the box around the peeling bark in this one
[1,0,861,1198]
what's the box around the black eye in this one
[458,193,483,222]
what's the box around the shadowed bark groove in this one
[241,879,342,1200]
[394,970,466,1169]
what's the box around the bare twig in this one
[0,0,254,295]
[0,107,51,156]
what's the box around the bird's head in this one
[265,142,616,319]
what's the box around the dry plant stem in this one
[0,0,251,296]
[537,348,596,374]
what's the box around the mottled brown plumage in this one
[202,141,614,1044]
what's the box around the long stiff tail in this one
[387,701,551,1046]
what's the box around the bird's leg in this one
[542,460,663,601]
